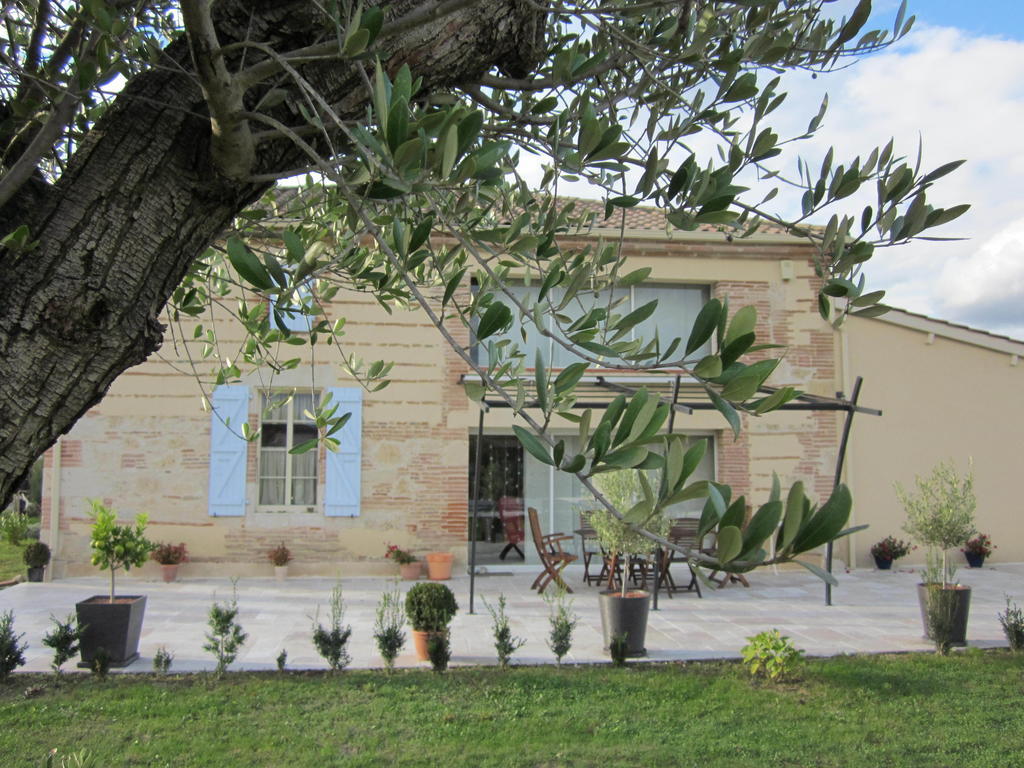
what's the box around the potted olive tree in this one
[22,541,51,582]
[76,500,153,667]
[590,469,669,658]
[405,582,458,661]
[898,460,976,651]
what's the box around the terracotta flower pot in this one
[400,562,422,580]
[160,564,178,583]
[411,629,446,661]
[425,552,454,580]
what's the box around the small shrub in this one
[89,648,110,680]
[544,588,577,664]
[150,542,188,565]
[42,614,81,675]
[267,543,292,567]
[203,586,247,676]
[426,633,450,673]
[405,582,458,632]
[609,632,629,667]
[923,586,961,655]
[311,584,352,672]
[997,597,1024,652]
[741,629,804,681]
[153,646,173,674]
[0,507,30,546]
[23,540,51,568]
[276,649,288,672]
[373,583,406,672]
[484,594,525,668]
[0,610,28,681]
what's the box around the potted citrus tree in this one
[405,582,458,661]
[590,469,669,658]
[22,541,50,582]
[899,460,976,650]
[76,500,153,667]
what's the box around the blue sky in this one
[899,0,1024,40]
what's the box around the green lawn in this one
[0,539,23,582]
[1,652,1022,767]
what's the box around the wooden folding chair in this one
[527,507,577,594]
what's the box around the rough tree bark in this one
[0,0,544,507]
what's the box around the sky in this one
[519,1,1024,340]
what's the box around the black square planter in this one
[76,595,147,668]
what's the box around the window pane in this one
[260,449,286,477]
[261,423,288,448]
[293,423,317,446]
[292,478,317,506]
[293,392,316,422]
[632,285,710,359]
[261,393,288,422]
[291,448,316,479]
[259,478,285,505]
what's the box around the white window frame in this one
[256,391,321,511]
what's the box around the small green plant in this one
[42,614,81,675]
[89,647,110,680]
[923,586,961,655]
[545,588,577,664]
[609,632,629,667]
[997,597,1024,652]
[43,748,96,768]
[203,585,247,676]
[0,610,28,681]
[373,582,406,671]
[0,507,30,545]
[426,633,450,673]
[405,582,458,632]
[153,646,173,674]
[87,500,153,601]
[22,540,51,569]
[741,629,804,681]
[898,460,975,587]
[385,544,417,565]
[484,594,525,668]
[311,584,352,672]
[276,649,288,672]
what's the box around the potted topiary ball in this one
[405,582,458,661]
[22,541,51,582]
[76,500,154,668]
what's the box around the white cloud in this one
[766,25,1024,338]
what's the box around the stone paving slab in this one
[1,563,1020,674]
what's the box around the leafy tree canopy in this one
[0,0,967,577]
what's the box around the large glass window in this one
[478,283,710,368]
[468,432,715,566]
[259,392,319,507]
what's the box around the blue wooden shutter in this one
[324,387,362,517]
[208,385,250,516]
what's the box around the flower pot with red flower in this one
[151,542,188,582]
[962,534,993,568]
[869,536,912,570]
[386,544,420,580]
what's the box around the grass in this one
[1,652,1022,767]
[0,539,23,582]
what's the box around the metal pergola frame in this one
[464,373,880,613]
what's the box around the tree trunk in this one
[0,0,543,507]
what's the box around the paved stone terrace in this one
[2,563,1021,673]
